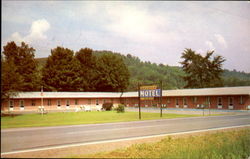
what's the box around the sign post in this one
[41,86,44,116]
[138,82,162,119]
[138,83,141,120]
[160,80,163,117]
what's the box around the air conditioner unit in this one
[217,105,222,109]
[228,105,234,109]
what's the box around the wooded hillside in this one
[36,50,250,91]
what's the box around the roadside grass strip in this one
[75,128,250,158]
[1,111,200,129]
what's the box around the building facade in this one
[1,86,250,112]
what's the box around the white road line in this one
[66,117,250,135]
[2,114,249,132]
[2,124,249,155]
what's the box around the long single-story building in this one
[1,86,250,112]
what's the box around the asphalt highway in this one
[1,114,250,153]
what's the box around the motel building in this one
[1,86,250,112]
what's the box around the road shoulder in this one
[2,125,249,158]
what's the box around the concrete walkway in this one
[125,107,250,115]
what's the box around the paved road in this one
[1,114,250,153]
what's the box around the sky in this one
[2,1,250,72]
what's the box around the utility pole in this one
[138,83,141,120]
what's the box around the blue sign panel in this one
[140,89,161,98]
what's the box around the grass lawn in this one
[1,111,200,129]
[76,128,250,158]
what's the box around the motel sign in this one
[140,85,161,100]
[138,82,163,119]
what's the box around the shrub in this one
[102,103,113,111]
[116,104,125,113]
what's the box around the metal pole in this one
[138,83,141,120]
[160,80,163,117]
[209,101,210,116]
[203,105,204,116]
[41,86,44,116]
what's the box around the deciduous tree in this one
[95,53,130,92]
[2,41,39,91]
[1,56,23,103]
[42,47,81,91]
[75,48,98,91]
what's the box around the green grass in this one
[1,111,199,129]
[76,128,250,158]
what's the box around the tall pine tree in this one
[180,48,225,88]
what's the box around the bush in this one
[102,103,113,111]
[116,104,125,113]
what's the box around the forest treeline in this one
[1,42,129,101]
[2,41,250,102]
[36,50,250,91]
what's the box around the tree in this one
[1,56,23,103]
[95,53,130,92]
[42,47,81,91]
[75,48,98,91]
[2,41,39,91]
[180,48,225,88]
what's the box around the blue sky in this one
[2,1,250,72]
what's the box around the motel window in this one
[96,99,99,105]
[217,97,222,105]
[206,97,210,104]
[193,97,197,103]
[57,100,61,106]
[75,99,78,105]
[239,96,244,104]
[66,100,70,106]
[121,99,125,104]
[20,100,24,107]
[47,99,51,106]
[124,99,127,105]
[88,99,91,105]
[229,97,233,106]
[167,98,170,104]
[176,98,179,105]
[9,100,14,108]
[183,98,187,105]
[31,100,36,106]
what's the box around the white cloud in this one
[28,19,50,40]
[9,19,50,43]
[214,34,228,49]
[103,4,170,44]
[10,32,23,42]
[205,41,215,50]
